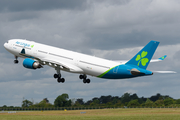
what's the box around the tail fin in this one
[126,41,159,69]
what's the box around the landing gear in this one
[14,56,19,64]
[54,67,65,83]
[54,73,65,83]
[57,77,65,83]
[79,74,90,84]
[54,74,60,79]
[14,60,19,64]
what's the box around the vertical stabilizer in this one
[126,41,159,69]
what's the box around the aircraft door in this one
[113,66,119,73]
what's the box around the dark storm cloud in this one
[90,0,132,5]
[0,0,86,12]
[85,30,180,50]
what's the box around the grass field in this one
[1,108,180,120]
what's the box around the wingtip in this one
[158,55,167,60]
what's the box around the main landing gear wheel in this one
[86,79,90,83]
[80,74,90,84]
[54,74,61,79]
[79,75,84,79]
[54,67,65,83]
[54,74,65,83]
[83,79,90,83]
[57,78,65,83]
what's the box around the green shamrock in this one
[31,45,34,48]
[135,51,149,66]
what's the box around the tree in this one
[112,98,119,104]
[2,105,7,108]
[149,93,162,102]
[144,98,153,107]
[164,98,174,106]
[76,98,84,105]
[121,93,131,104]
[99,95,112,104]
[130,94,139,100]
[114,100,122,107]
[90,99,99,106]
[74,101,81,107]
[127,99,140,107]
[139,96,147,103]
[54,93,71,107]
[74,98,84,107]
[34,98,53,107]
[22,99,33,107]
[85,100,92,105]
[176,99,180,104]
[43,98,49,103]
[154,99,164,107]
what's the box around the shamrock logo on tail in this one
[135,51,149,66]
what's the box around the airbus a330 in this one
[4,39,175,84]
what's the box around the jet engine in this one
[23,58,42,69]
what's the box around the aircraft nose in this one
[4,42,6,48]
[4,42,8,49]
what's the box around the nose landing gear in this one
[14,56,19,64]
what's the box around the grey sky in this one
[0,0,87,12]
[0,0,180,106]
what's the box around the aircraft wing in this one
[18,48,83,73]
[39,58,83,73]
[114,55,167,64]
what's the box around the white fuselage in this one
[4,39,122,77]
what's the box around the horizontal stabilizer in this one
[114,55,167,64]
[153,71,177,73]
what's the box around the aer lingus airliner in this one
[4,39,175,84]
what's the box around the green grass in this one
[1,108,180,120]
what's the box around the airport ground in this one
[1,108,180,120]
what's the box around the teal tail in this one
[126,41,159,69]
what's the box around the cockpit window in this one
[7,40,10,43]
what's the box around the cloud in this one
[1,0,180,51]
[24,72,32,77]
[0,0,87,12]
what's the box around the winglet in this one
[158,55,167,60]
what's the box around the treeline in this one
[2,93,180,108]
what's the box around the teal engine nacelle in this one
[23,58,42,69]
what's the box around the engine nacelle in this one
[23,58,42,69]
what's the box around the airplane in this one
[4,39,175,84]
